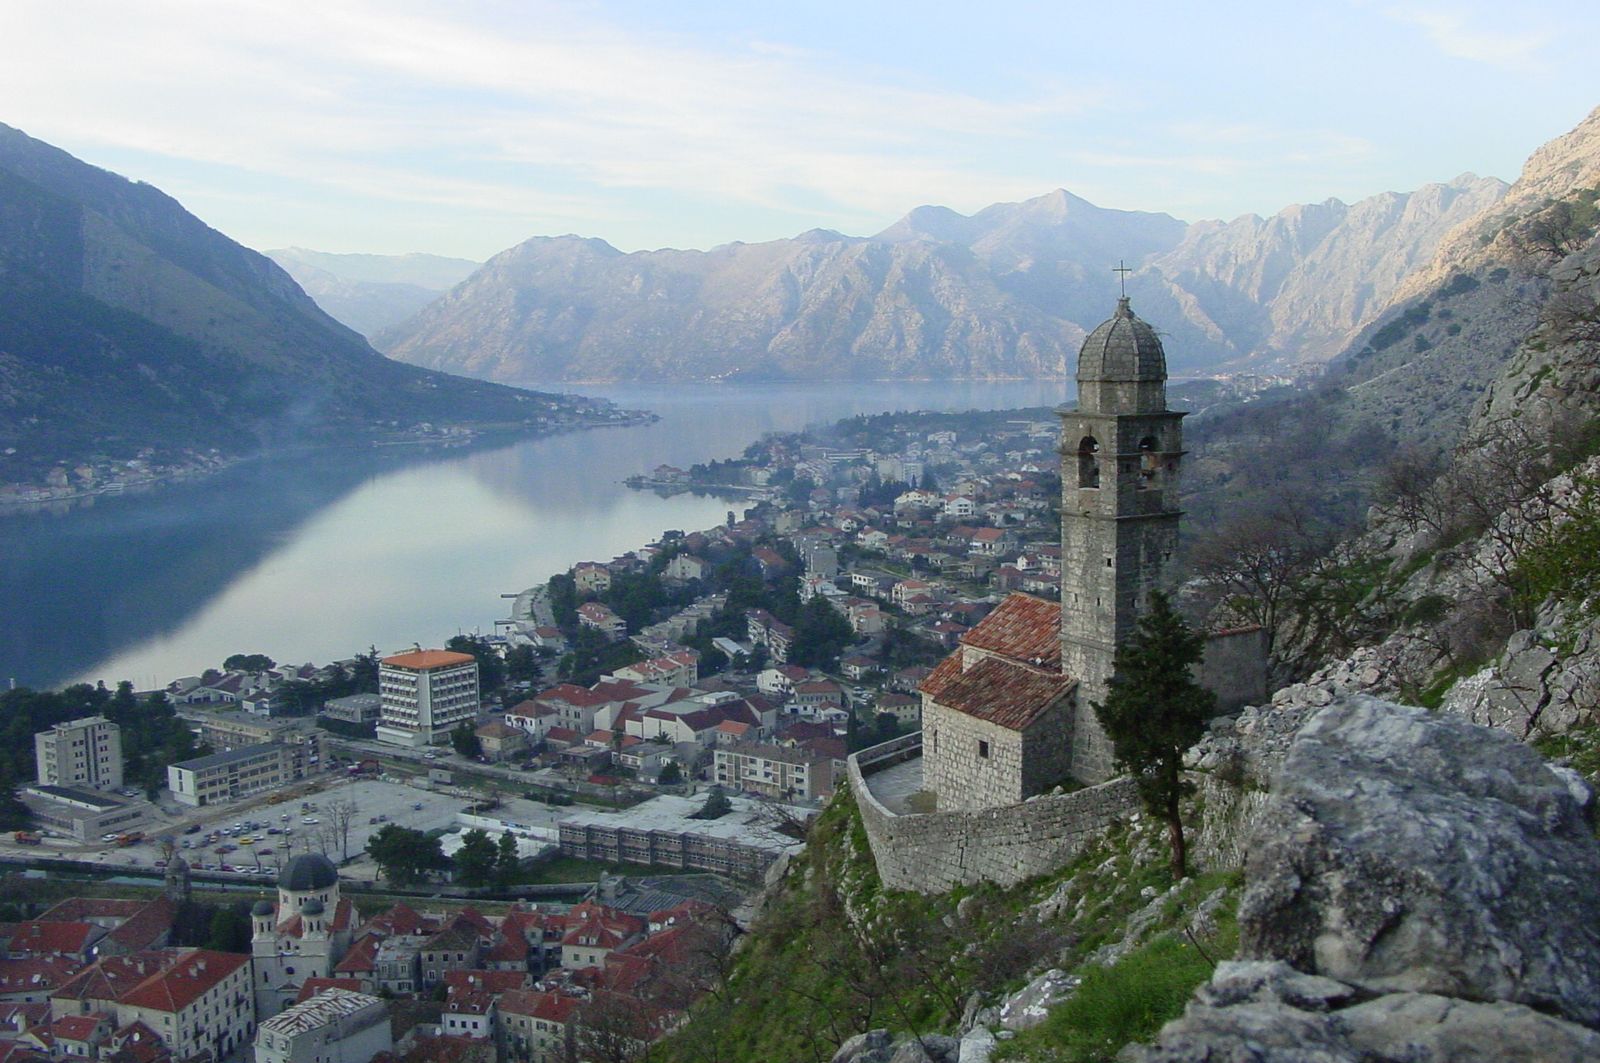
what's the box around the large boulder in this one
[1128,696,1600,1061]
[1237,697,1600,1026]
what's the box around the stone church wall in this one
[850,737,1139,893]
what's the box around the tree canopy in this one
[1093,593,1216,878]
[366,825,449,885]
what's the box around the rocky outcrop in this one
[1441,619,1600,738]
[1130,696,1600,1061]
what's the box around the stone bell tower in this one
[1057,295,1184,783]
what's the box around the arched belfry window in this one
[1077,437,1101,489]
[1138,436,1160,489]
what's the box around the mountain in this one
[1322,105,1600,451]
[0,123,594,488]
[265,248,480,338]
[377,177,1511,384]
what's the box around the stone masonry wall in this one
[851,740,1140,893]
[924,701,1027,810]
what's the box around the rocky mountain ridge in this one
[265,247,480,338]
[375,170,1513,383]
[0,123,594,487]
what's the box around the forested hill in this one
[0,123,600,488]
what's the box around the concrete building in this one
[375,649,480,747]
[198,714,320,755]
[320,693,382,725]
[254,988,391,1063]
[714,743,835,801]
[50,949,255,1061]
[166,742,315,808]
[557,793,807,879]
[20,785,146,841]
[34,717,122,792]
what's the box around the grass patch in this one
[995,931,1226,1062]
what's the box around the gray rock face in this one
[1129,697,1600,1061]
[1239,697,1600,1026]
[998,968,1080,1031]
[832,1029,894,1063]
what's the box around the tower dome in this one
[1076,297,1167,414]
[251,898,275,917]
[301,898,325,916]
[278,853,338,892]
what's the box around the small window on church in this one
[978,740,989,758]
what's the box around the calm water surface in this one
[1,381,1067,691]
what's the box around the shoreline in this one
[0,409,657,517]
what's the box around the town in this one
[0,407,1084,1063]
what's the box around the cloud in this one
[1383,6,1550,71]
[0,0,1097,243]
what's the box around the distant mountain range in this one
[266,247,479,339]
[0,123,595,487]
[370,177,1508,383]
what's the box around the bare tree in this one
[1189,501,1332,663]
[323,796,359,861]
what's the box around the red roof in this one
[922,654,1073,731]
[0,956,78,994]
[36,899,144,922]
[498,989,581,1024]
[115,950,250,1013]
[8,921,101,956]
[382,650,475,671]
[536,684,613,708]
[104,897,175,952]
[958,592,1061,669]
[43,1008,105,1041]
[295,978,363,1004]
[334,935,380,975]
[444,969,527,995]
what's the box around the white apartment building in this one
[35,716,123,791]
[375,649,480,747]
[254,989,391,1063]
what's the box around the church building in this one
[922,295,1223,808]
[251,853,360,1018]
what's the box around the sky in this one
[2,1,1597,260]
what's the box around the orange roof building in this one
[376,649,480,749]
[920,592,1077,811]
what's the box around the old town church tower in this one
[1057,297,1184,782]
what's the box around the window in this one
[978,740,989,759]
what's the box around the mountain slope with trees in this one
[0,123,605,488]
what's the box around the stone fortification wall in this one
[850,736,1139,893]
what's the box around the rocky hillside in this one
[376,174,1509,384]
[1322,106,1600,452]
[265,247,479,338]
[0,123,594,487]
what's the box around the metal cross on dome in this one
[1112,260,1131,297]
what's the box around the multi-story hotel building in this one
[35,716,123,791]
[375,649,480,747]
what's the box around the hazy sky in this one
[4,1,1596,259]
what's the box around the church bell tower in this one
[1057,295,1184,782]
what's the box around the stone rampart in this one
[850,734,1140,893]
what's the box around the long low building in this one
[557,793,808,879]
[166,741,317,808]
[21,784,147,841]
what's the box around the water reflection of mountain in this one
[0,444,490,690]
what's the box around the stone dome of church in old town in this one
[278,852,338,892]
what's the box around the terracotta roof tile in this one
[958,592,1060,668]
[115,950,249,1013]
[922,655,1074,732]
[382,650,475,671]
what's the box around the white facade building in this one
[254,989,391,1063]
[35,716,123,791]
[375,649,480,747]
